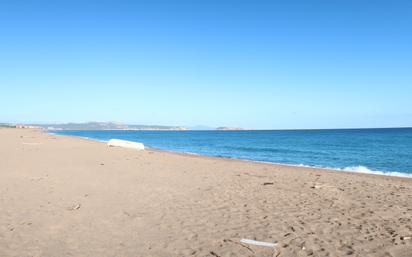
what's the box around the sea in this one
[50,128,412,177]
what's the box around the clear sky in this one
[1,0,411,129]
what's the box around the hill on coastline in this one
[32,122,187,131]
[2,122,246,131]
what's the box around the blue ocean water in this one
[51,128,412,176]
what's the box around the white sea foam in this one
[340,165,412,178]
[296,164,412,179]
[343,165,374,173]
[258,162,412,179]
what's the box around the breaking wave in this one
[340,165,412,178]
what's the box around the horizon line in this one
[2,122,411,131]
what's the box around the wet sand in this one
[1,128,411,257]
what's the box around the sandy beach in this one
[1,128,411,257]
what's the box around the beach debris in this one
[263,182,274,186]
[67,204,81,211]
[310,184,335,189]
[315,184,336,189]
[401,235,412,240]
[240,239,277,248]
[107,139,144,150]
[223,239,255,254]
[310,185,321,189]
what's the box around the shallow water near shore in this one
[51,128,412,176]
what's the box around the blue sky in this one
[1,0,411,129]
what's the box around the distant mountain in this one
[7,121,246,131]
[33,122,187,131]
[216,127,244,131]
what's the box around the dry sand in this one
[1,128,412,257]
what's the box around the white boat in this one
[107,139,145,150]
